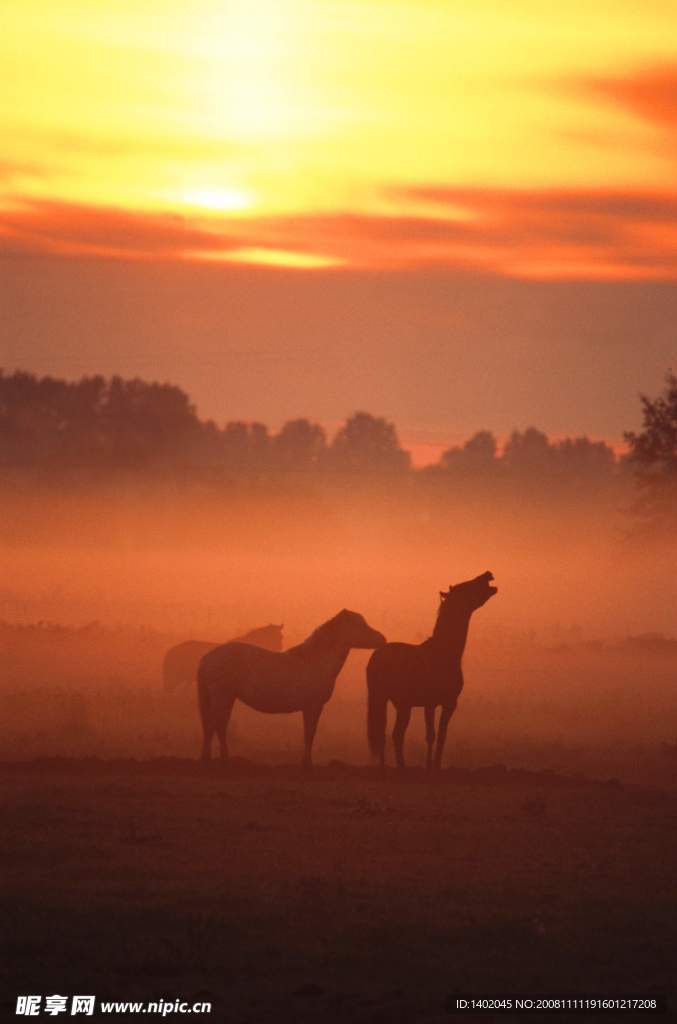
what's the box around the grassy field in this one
[2,760,675,1022]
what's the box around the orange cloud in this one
[584,63,677,133]
[0,199,245,261]
[3,186,677,279]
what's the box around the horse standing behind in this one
[162,624,283,692]
[367,572,497,771]
[198,610,385,767]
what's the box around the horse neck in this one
[323,643,351,677]
[295,634,351,677]
[431,606,473,660]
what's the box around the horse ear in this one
[439,591,447,600]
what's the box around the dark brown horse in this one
[162,624,283,692]
[198,610,386,767]
[367,572,497,771]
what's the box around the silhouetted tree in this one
[0,371,211,474]
[502,427,553,475]
[328,412,410,474]
[273,419,327,472]
[440,430,498,475]
[220,421,249,471]
[551,436,615,480]
[101,376,203,469]
[0,371,107,468]
[625,371,677,528]
[221,421,271,475]
[0,369,625,496]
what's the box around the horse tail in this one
[367,653,388,759]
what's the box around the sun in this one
[179,187,253,213]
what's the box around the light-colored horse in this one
[198,610,386,767]
[162,624,283,692]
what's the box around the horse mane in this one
[288,613,341,654]
[430,592,460,640]
[432,599,445,633]
[426,594,448,636]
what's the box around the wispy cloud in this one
[583,63,677,133]
[3,186,677,279]
[0,199,244,261]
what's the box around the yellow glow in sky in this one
[3,0,677,275]
[179,187,253,213]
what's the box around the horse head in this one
[439,571,498,612]
[330,609,387,649]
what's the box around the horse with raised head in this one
[198,610,386,767]
[367,572,497,771]
[162,624,284,692]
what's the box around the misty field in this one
[3,617,677,787]
[3,482,677,1019]
[2,761,675,1022]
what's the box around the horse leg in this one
[201,729,214,763]
[215,696,235,763]
[392,704,411,770]
[424,705,436,772]
[302,704,323,771]
[433,704,455,771]
[200,698,218,764]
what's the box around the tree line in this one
[1,369,674,508]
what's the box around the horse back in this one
[199,641,282,675]
[198,642,327,714]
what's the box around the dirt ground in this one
[2,760,675,1022]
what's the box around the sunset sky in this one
[3,0,677,458]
